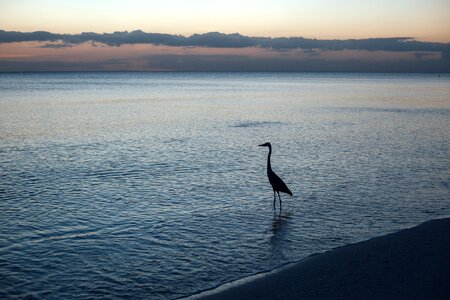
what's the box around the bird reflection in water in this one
[269,212,292,259]
[271,212,291,235]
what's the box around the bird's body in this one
[259,142,292,210]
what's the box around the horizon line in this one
[0,70,449,74]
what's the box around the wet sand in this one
[194,218,450,300]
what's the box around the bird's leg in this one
[278,192,282,212]
[273,191,276,210]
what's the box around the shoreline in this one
[185,218,450,300]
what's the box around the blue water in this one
[1,72,449,299]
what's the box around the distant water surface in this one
[1,72,449,299]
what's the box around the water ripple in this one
[232,121,283,128]
[1,72,449,299]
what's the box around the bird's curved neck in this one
[267,146,272,172]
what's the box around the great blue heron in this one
[259,142,292,210]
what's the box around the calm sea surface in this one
[1,72,449,299]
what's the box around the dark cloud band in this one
[0,29,449,53]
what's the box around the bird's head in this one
[258,142,271,148]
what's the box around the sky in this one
[0,0,449,72]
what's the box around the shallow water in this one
[1,72,449,299]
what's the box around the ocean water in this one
[0,72,449,299]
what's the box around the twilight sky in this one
[0,0,449,72]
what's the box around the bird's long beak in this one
[258,144,265,147]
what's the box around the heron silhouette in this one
[259,142,292,210]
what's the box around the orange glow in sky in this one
[0,1,448,72]
[1,0,449,42]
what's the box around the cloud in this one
[413,52,436,59]
[145,54,448,72]
[1,29,449,72]
[302,49,321,57]
[1,29,449,53]
[1,53,448,72]
[39,43,75,49]
[0,59,105,71]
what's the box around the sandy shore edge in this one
[183,218,450,300]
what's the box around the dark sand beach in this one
[194,218,450,300]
